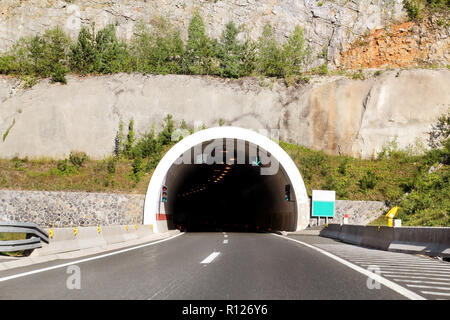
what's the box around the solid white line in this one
[420,291,450,297]
[201,252,220,264]
[272,234,425,300]
[407,284,450,291]
[223,240,228,244]
[0,232,185,282]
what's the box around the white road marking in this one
[394,279,450,285]
[0,232,185,282]
[406,284,450,291]
[384,274,450,281]
[359,263,450,270]
[380,271,450,277]
[274,234,425,300]
[201,252,220,264]
[420,291,450,297]
[223,240,228,244]
[314,242,450,300]
[224,235,228,238]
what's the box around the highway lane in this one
[0,232,406,300]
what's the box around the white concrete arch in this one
[143,126,310,232]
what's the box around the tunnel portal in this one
[144,127,310,233]
[164,139,296,232]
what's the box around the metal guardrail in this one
[0,221,49,253]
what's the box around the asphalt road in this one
[0,232,408,299]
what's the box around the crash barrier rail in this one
[320,224,450,258]
[0,221,49,252]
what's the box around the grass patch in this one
[0,233,26,257]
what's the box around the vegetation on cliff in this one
[0,12,312,86]
[1,111,449,226]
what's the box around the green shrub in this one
[94,24,130,74]
[131,18,184,74]
[106,157,117,174]
[359,169,378,191]
[69,151,88,167]
[158,114,175,146]
[403,0,426,20]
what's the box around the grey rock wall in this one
[0,0,406,67]
[0,190,144,228]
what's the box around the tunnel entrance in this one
[164,139,296,232]
[144,127,310,233]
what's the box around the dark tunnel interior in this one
[162,139,297,232]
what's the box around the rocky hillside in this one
[0,0,410,68]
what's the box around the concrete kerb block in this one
[319,224,341,239]
[33,227,81,256]
[103,225,131,245]
[361,226,394,251]
[31,224,156,257]
[338,225,364,245]
[389,227,450,257]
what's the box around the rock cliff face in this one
[0,0,408,67]
[1,69,448,160]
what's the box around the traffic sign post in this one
[312,190,335,225]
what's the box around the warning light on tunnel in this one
[162,185,168,202]
[284,184,291,201]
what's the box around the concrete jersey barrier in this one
[33,224,159,256]
[320,224,450,258]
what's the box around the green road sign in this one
[312,190,335,218]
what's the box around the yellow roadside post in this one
[386,207,399,227]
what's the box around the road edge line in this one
[272,233,426,300]
[0,232,185,282]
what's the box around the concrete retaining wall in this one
[320,224,450,258]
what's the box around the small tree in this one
[94,24,130,74]
[70,25,97,75]
[183,11,218,75]
[125,118,135,158]
[217,21,245,78]
[255,24,284,78]
[282,26,310,80]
